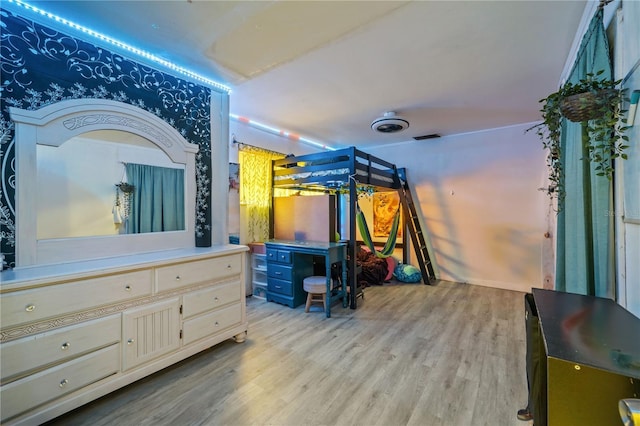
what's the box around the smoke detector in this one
[371,111,409,133]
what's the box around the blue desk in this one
[265,240,347,317]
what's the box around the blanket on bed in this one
[356,249,388,286]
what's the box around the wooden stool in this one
[303,276,327,313]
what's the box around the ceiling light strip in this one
[230,114,335,151]
[4,0,232,93]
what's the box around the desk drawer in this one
[156,254,242,292]
[182,282,241,319]
[267,278,293,297]
[267,264,292,281]
[0,344,119,422]
[1,315,121,383]
[266,248,278,262]
[1,270,152,329]
[266,249,291,264]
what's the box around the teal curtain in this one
[556,9,615,298]
[125,163,185,234]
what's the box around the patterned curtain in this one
[239,146,285,242]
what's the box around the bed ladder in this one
[396,168,436,284]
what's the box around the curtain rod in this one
[231,136,287,157]
[598,0,612,9]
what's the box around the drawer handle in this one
[59,379,69,388]
[275,285,282,289]
[127,338,135,345]
[61,342,71,351]
[175,275,181,281]
[214,296,219,302]
[214,321,219,327]
[25,304,36,312]
[275,272,282,276]
[124,285,132,292]
[227,264,232,269]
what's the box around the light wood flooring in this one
[46,281,533,426]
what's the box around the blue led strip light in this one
[4,0,232,93]
[230,114,336,151]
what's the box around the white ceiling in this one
[26,0,588,149]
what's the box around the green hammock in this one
[356,201,401,258]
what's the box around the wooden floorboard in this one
[45,281,533,426]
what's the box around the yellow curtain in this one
[239,146,285,242]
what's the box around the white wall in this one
[367,124,548,293]
[613,0,640,318]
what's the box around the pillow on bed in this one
[384,256,397,281]
[393,263,422,283]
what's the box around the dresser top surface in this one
[1,245,248,290]
[533,288,640,379]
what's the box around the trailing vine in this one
[527,70,629,207]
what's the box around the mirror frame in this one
[10,99,199,267]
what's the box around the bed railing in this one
[272,147,400,190]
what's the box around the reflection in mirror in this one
[37,130,185,240]
[125,162,185,234]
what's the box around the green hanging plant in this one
[115,182,135,194]
[527,70,629,205]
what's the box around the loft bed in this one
[272,146,400,192]
[271,146,418,309]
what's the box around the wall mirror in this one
[37,130,186,239]
[11,99,199,267]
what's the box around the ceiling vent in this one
[371,111,409,133]
[413,133,441,140]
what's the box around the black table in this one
[533,288,640,426]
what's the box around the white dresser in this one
[0,245,248,425]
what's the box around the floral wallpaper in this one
[0,8,222,269]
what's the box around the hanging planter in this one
[115,182,134,222]
[527,70,629,207]
[559,88,618,122]
[115,182,135,193]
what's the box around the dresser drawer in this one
[266,248,291,264]
[182,303,242,345]
[1,270,152,329]
[182,281,241,319]
[156,254,242,292]
[1,315,121,383]
[267,263,292,281]
[0,344,120,422]
[267,278,294,297]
